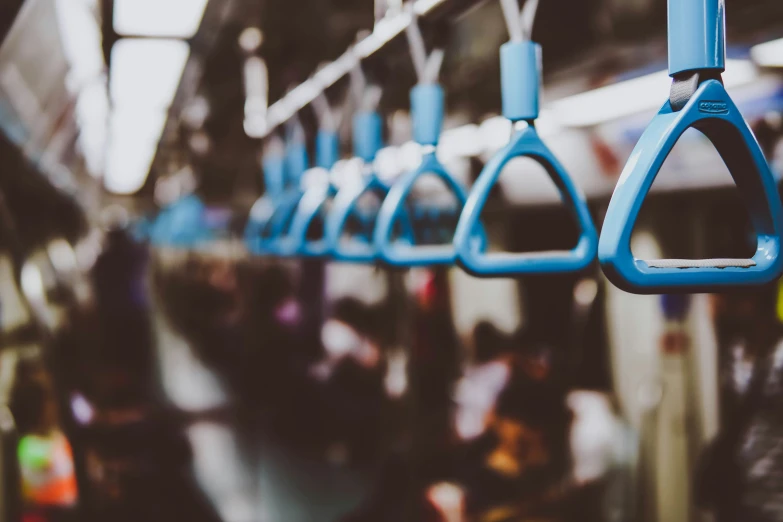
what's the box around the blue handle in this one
[245,189,303,256]
[273,131,341,257]
[374,153,478,267]
[325,176,387,263]
[263,154,286,200]
[316,130,340,170]
[283,183,337,258]
[500,41,541,122]
[353,112,383,163]
[668,0,725,76]
[454,125,597,276]
[150,195,210,248]
[599,80,783,294]
[285,140,310,188]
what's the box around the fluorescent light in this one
[751,38,783,67]
[113,0,208,38]
[75,79,109,177]
[110,39,190,110]
[104,110,167,194]
[551,59,758,127]
[54,0,105,92]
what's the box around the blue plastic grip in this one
[353,111,383,163]
[454,125,597,276]
[263,154,286,200]
[374,153,468,267]
[500,41,541,122]
[599,80,783,294]
[668,0,725,75]
[316,130,340,170]
[411,84,445,146]
[285,140,309,188]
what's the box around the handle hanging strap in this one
[405,4,445,85]
[499,0,539,42]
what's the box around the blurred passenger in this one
[10,375,77,521]
[697,287,783,522]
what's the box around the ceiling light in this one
[110,38,190,110]
[104,110,167,194]
[751,38,783,68]
[238,27,263,53]
[54,0,104,92]
[551,59,758,127]
[113,0,208,38]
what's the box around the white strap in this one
[405,3,444,84]
[500,0,539,42]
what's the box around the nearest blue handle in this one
[668,0,725,76]
[599,79,783,294]
[454,125,597,277]
[374,154,473,267]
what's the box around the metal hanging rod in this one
[256,0,448,138]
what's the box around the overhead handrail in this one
[374,5,481,267]
[598,0,783,294]
[255,0,451,138]
[452,0,597,277]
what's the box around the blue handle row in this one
[454,125,597,277]
[598,80,783,293]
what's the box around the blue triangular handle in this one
[282,183,337,258]
[324,176,388,263]
[245,190,302,256]
[151,195,209,248]
[265,190,304,256]
[453,125,597,276]
[277,130,341,258]
[374,153,476,267]
[599,79,783,294]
